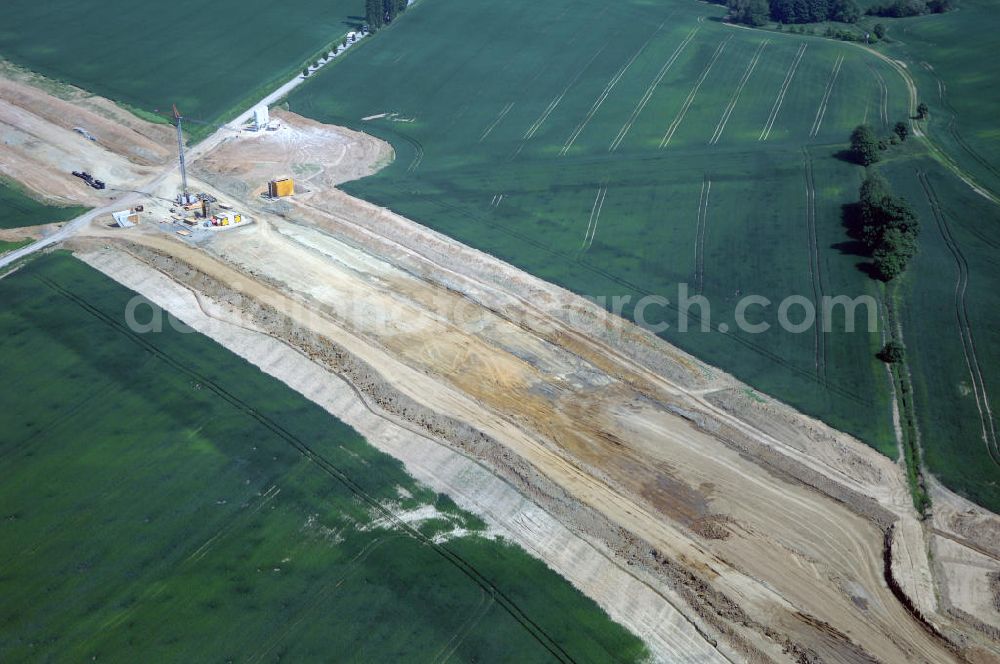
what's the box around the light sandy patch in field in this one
[193,109,392,198]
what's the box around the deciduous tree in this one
[850,124,881,165]
[893,121,909,141]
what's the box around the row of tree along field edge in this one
[0,252,647,662]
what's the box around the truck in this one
[71,171,106,190]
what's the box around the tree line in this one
[726,0,952,26]
[726,0,862,26]
[868,0,952,17]
[367,0,408,31]
[845,121,922,281]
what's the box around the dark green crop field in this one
[0,253,645,662]
[884,0,1000,197]
[0,0,361,135]
[0,178,87,229]
[289,0,908,454]
[287,0,1000,509]
[877,155,1000,510]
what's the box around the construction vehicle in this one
[71,171,106,190]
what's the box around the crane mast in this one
[173,104,189,201]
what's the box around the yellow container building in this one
[268,178,295,198]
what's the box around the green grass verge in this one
[0,178,88,229]
[0,238,33,255]
[0,252,646,662]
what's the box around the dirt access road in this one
[3,65,999,662]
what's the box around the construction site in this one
[1,54,999,664]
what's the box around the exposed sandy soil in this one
[0,60,173,207]
[75,245,730,664]
[5,67,1000,662]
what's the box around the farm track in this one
[560,19,669,156]
[802,148,826,383]
[710,40,768,145]
[610,28,700,152]
[33,273,583,664]
[809,54,845,138]
[924,64,1000,186]
[694,177,711,294]
[660,36,732,148]
[917,171,1000,467]
[759,43,808,142]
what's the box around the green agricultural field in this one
[0,253,646,662]
[0,238,32,255]
[880,0,1000,197]
[289,0,913,454]
[0,178,87,229]
[875,155,1000,511]
[0,0,363,138]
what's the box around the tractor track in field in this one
[33,273,583,664]
[511,41,611,159]
[249,534,407,664]
[710,39,768,145]
[917,171,1000,467]
[803,148,826,383]
[610,27,700,152]
[560,19,669,156]
[693,177,711,294]
[580,185,607,252]
[809,54,844,138]
[432,587,496,664]
[479,102,515,142]
[759,42,807,142]
[660,36,731,149]
[921,63,1000,187]
[867,62,889,128]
